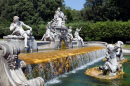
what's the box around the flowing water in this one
[19,47,106,82]
[45,55,130,86]
[19,46,130,86]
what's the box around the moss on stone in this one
[85,67,124,80]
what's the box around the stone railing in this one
[84,41,107,47]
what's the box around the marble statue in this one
[105,43,110,61]
[51,7,67,27]
[115,41,124,61]
[0,41,44,86]
[66,26,73,42]
[99,44,120,76]
[73,27,84,46]
[10,16,32,48]
[41,22,55,41]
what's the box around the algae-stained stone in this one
[118,59,128,63]
[103,57,107,62]
[85,67,124,80]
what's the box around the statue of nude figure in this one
[10,16,32,48]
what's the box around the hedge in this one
[0,20,130,43]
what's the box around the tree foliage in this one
[84,0,130,22]
[0,0,129,42]
[0,0,65,39]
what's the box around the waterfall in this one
[25,49,106,83]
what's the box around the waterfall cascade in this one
[19,46,106,82]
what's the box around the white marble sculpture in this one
[0,41,44,86]
[41,22,55,41]
[73,27,84,46]
[99,44,120,76]
[10,16,32,48]
[115,41,124,61]
[51,7,66,27]
[66,26,73,42]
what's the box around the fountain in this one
[85,41,127,80]
[19,46,106,82]
[38,7,85,49]
[0,7,129,86]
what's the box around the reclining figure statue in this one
[99,44,120,76]
[10,16,32,48]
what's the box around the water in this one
[24,48,106,82]
[45,55,130,86]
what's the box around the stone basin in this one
[85,66,124,80]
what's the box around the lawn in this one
[123,44,130,49]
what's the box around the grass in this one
[123,44,130,49]
[0,39,3,40]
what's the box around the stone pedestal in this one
[3,35,38,52]
[37,40,62,50]
[72,41,83,47]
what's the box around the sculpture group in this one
[99,41,125,76]
[0,8,85,86]
[41,7,84,47]
[42,8,84,47]
[0,7,128,86]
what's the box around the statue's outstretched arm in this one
[22,22,32,31]
[79,27,82,31]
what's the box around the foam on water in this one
[45,77,61,85]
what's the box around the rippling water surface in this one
[45,55,130,86]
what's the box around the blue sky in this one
[64,0,86,10]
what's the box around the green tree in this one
[84,0,130,21]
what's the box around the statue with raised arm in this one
[99,44,120,76]
[115,41,124,61]
[10,16,32,48]
[73,27,84,46]
[41,22,55,41]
